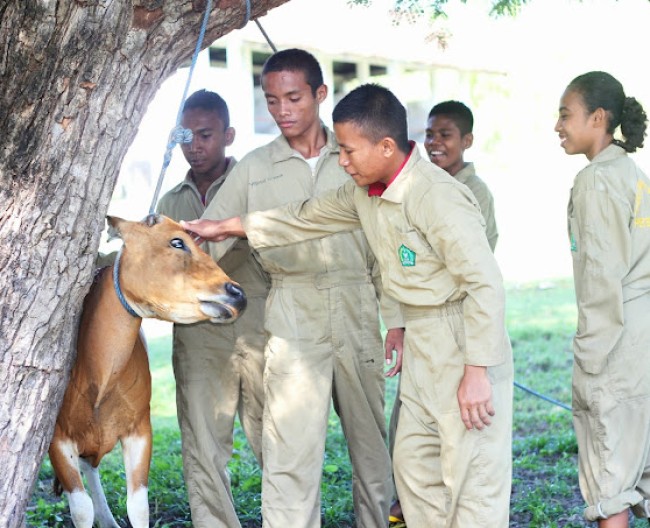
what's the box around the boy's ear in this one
[316,84,328,104]
[225,126,236,147]
[462,132,474,150]
[380,137,397,157]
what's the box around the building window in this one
[370,64,387,77]
[209,47,227,68]
[332,61,358,97]
[253,51,276,134]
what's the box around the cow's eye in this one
[170,238,188,252]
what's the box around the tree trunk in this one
[0,1,288,525]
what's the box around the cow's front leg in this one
[49,437,94,528]
[121,423,152,528]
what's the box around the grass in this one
[26,278,649,527]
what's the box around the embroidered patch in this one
[399,244,416,267]
[570,231,577,252]
[634,180,650,227]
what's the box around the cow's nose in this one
[226,282,244,299]
[226,282,247,311]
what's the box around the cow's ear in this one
[106,215,125,241]
[142,213,163,227]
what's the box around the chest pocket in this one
[389,226,441,285]
[398,229,431,261]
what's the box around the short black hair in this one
[332,83,410,153]
[428,100,473,136]
[261,48,324,96]
[182,89,230,129]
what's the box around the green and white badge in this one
[570,231,577,252]
[399,244,416,267]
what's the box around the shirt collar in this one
[270,123,339,163]
[591,142,625,164]
[367,141,415,197]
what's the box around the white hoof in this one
[67,490,94,528]
[127,486,149,528]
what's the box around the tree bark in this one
[0,1,289,525]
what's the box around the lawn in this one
[26,278,649,527]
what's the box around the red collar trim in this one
[367,142,414,197]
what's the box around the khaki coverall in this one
[387,160,499,479]
[156,159,270,528]
[242,147,514,528]
[203,127,398,528]
[568,144,650,521]
[454,162,499,251]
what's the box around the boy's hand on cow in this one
[181,217,245,243]
[457,365,495,431]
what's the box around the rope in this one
[240,0,251,28]
[255,19,278,53]
[240,0,277,52]
[147,0,276,215]
[514,381,572,412]
[148,0,215,215]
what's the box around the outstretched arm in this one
[180,217,245,244]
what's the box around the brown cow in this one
[48,214,246,528]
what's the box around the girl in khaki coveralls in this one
[183,83,514,528]
[556,71,650,527]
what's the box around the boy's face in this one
[180,108,234,180]
[423,114,472,177]
[262,70,326,142]
[335,121,393,186]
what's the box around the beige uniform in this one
[156,159,270,528]
[568,144,650,521]
[455,162,498,251]
[203,128,398,528]
[387,160,499,508]
[243,146,514,527]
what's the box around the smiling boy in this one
[389,99,501,521]
[424,100,498,250]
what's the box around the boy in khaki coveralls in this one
[556,71,650,527]
[184,83,514,527]
[156,90,269,528]
[193,51,401,528]
[424,100,498,251]
[388,99,500,522]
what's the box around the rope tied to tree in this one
[148,0,215,215]
[255,19,278,53]
[148,0,277,215]
[240,0,252,28]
